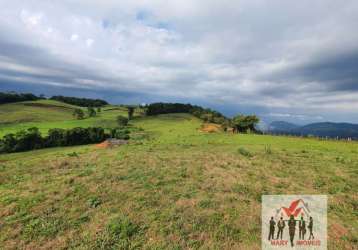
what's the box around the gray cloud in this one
[0,0,358,123]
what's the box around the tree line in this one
[145,102,228,124]
[0,127,130,154]
[0,92,43,104]
[50,95,108,107]
[0,91,108,107]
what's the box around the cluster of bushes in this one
[191,107,227,124]
[0,92,43,104]
[117,115,129,126]
[110,128,130,140]
[231,114,260,133]
[50,95,108,107]
[72,107,102,120]
[0,127,130,154]
[145,102,228,124]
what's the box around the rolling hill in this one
[0,100,129,137]
[0,99,79,124]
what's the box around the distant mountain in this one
[294,122,358,139]
[268,121,358,139]
[268,121,299,132]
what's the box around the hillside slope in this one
[0,113,356,249]
[0,100,129,137]
[0,99,79,124]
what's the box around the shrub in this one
[110,128,130,140]
[73,109,85,120]
[117,116,129,126]
[88,127,106,142]
[127,106,135,120]
[87,107,97,117]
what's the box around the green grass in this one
[0,100,130,137]
[0,100,78,124]
[0,113,357,249]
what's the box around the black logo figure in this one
[308,216,315,240]
[299,216,306,240]
[268,217,276,240]
[276,217,285,240]
[288,215,296,247]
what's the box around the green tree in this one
[232,114,259,133]
[0,133,17,153]
[47,128,66,147]
[97,107,101,113]
[127,106,135,120]
[73,108,85,120]
[87,107,97,117]
[117,115,129,126]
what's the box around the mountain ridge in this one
[268,121,358,139]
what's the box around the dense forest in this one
[0,92,43,104]
[50,95,108,107]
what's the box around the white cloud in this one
[86,38,94,47]
[70,34,79,41]
[1,0,358,122]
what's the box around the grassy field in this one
[0,111,357,249]
[0,100,129,137]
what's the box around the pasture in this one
[0,100,128,137]
[0,110,356,249]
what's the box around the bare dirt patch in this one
[95,139,129,149]
[199,123,222,133]
[95,140,110,149]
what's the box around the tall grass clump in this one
[238,147,252,157]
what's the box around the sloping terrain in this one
[0,113,356,249]
[0,100,78,124]
[0,100,128,137]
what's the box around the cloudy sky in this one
[1,0,358,124]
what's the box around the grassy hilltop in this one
[0,102,357,249]
[0,100,129,137]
